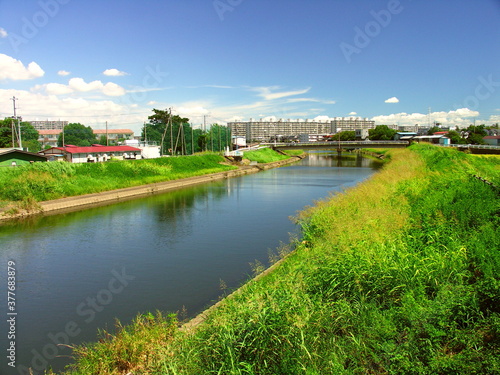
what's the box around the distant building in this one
[40,145,142,163]
[331,118,375,133]
[37,129,135,148]
[483,135,500,146]
[411,135,450,146]
[123,139,160,159]
[38,130,62,147]
[355,129,369,140]
[394,132,417,141]
[228,118,375,143]
[29,120,68,130]
[93,129,134,142]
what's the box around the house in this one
[483,135,500,146]
[39,145,142,163]
[0,149,49,167]
[394,132,417,141]
[411,135,451,146]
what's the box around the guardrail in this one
[266,141,409,147]
[447,144,500,150]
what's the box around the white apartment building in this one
[228,118,375,142]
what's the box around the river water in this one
[0,152,380,374]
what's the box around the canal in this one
[0,152,381,374]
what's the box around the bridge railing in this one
[266,140,409,147]
[446,143,500,150]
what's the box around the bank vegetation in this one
[49,145,499,374]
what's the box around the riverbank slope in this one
[0,150,304,221]
[53,144,500,375]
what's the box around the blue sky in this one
[0,0,499,134]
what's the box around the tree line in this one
[0,109,232,155]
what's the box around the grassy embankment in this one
[55,144,499,374]
[0,153,236,211]
[243,147,296,163]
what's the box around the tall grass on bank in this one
[244,148,290,163]
[58,144,500,374]
[0,153,236,205]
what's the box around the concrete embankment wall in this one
[0,155,304,222]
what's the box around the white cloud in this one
[0,88,139,128]
[103,68,128,76]
[33,77,126,97]
[286,98,336,104]
[58,70,71,76]
[385,97,400,103]
[0,54,44,81]
[251,86,311,101]
[371,108,485,128]
[42,83,74,95]
[101,82,127,96]
[349,112,357,115]
[0,27,7,38]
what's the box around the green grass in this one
[282,149,305,157]
[243,148,290,163]
[55,144,500,375]
[0,153,236,205]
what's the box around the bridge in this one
[264,141,500,154]
[265,140,409,150]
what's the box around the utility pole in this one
[11,118,15,147]
[106,121,109,146]
[169,108,173,155]
[11,97,22,148]
[192,125,194,154]
[61,119,65,147]
[143,122,147,144]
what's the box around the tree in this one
[464,124,487,145]
[97,135,108,146]
[446,130,466,145]
[142,109,189,155]
[58,123,96,147]
[368,125,397,140]
[337,131,356,141]
[206,124,231,152]
[0,118,40,151]
[427,126,441,135]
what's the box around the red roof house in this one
[40,145,142,163]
